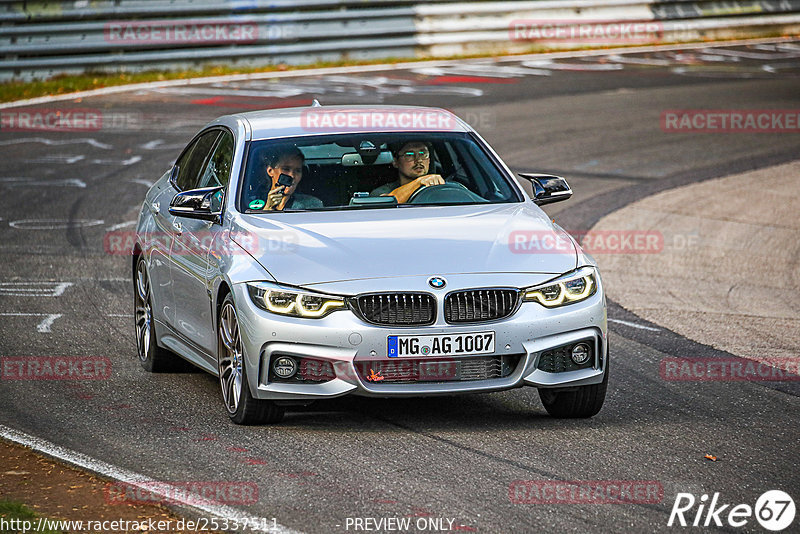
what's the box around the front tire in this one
[218,294,284,425]
[538,360,608,418]
[134,258,181,372]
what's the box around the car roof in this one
[220,104,473,140]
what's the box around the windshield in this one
[238,132,523,212]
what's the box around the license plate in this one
[387,332,495,358]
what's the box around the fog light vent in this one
[273,356,297,378]
[537,340,595,373]
[571,343,591,365]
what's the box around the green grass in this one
[0,500,64,534]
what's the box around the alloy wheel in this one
[218,301,243,414]
[134,260,152,362]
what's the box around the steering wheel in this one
[407,181,486,204]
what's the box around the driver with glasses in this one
[370,141,445,203]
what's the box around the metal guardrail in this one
[0,1,460,22]
[2,0,799,80]
[414,0,800,56]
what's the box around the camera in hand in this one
[277,173,294,191]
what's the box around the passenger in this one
[370,141,445,203]
[262,146,323,211]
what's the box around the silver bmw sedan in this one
[132,104,608,424]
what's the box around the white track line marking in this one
[522,60,624,71]
[106,220,136,231]
[705,48,800,60]
[0,37,794,110]
[90,155,141,166]
[0,278,125,284]
[0,313,63,333]
[608,318,661,332]
[0,137,112,149]
[8,219,105,230]
[0,177,86,188]
[697,54,740,62]
[24,155,86,164]
[412,64,550,77]
[52,283,71,297]
[605,54,674,66]
[0,282,73,297]
[0,425,300,534]
[140,139,185,151]
[151,86,302,98]
[130,178,155,187]
[36,314,62,333]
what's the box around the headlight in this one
[523,267,597,308]
[246,282,346,318]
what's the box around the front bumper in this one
[232,282,607,401]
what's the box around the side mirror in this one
[169,186,225,222]
[518,173,573,206]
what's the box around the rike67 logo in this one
[668,490,795,531]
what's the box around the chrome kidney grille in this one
[353,292,436,326]
[444,289,519,323]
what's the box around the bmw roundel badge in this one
[428,277,447,289]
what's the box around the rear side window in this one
[174,130,221,191]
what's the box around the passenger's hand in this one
[265,185,286,210]
[415,174,445,187]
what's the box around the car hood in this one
[231,203,577,286]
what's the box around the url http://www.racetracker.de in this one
[0,516,279,533]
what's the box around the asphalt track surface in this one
[1,40,799,533]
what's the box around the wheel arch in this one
[131,242,143,280]
[215,280,232,323]
[212,277,234,358]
